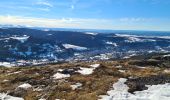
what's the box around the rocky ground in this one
[0,53,170,100]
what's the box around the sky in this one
[0,0,170,31]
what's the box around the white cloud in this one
[119,17,151,22]
[36,0,53,7]
[0,15,169,31]
[0,15,94,28]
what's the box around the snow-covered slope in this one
[84,32,98,35]
[10,35,30,43]
[62,44,87,51]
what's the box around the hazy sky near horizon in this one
[0,0,170,31]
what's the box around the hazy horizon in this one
[0,0,170,31]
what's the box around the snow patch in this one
[70,83,82,90]
[77,67,94,75]
[77,64,100,75]
[115,65,122,68]
[99,78,170,100]
[85,32,98,35]
[39,99,46,100]
[0,93,24,100]
[125,37,142,43]
[0,62,15,67]
[62,44,87,50]
[123,54,136,59]
[53,73,70,79]
[43,29,50,31]
[18,83,32,89]
[158,36,170,39]
[47,34,52,35]
[99,78,131,100]
[10,35,30,43]
[163,54,170,57]
[134,83,170,100]
[106,42,118,46]
[115,34,156,43]
[118,70,125,73]
[33,87,43,92]
[164,69,170,73]
[3,79,9,82]
[115,34,137,37]
[90,64,100,68]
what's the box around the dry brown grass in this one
[0,57,169,100]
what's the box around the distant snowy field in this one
[62,44,88,51]
[10,35,30,43]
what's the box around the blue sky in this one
[0,0,170,31]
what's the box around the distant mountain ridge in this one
[1,24,170,36]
